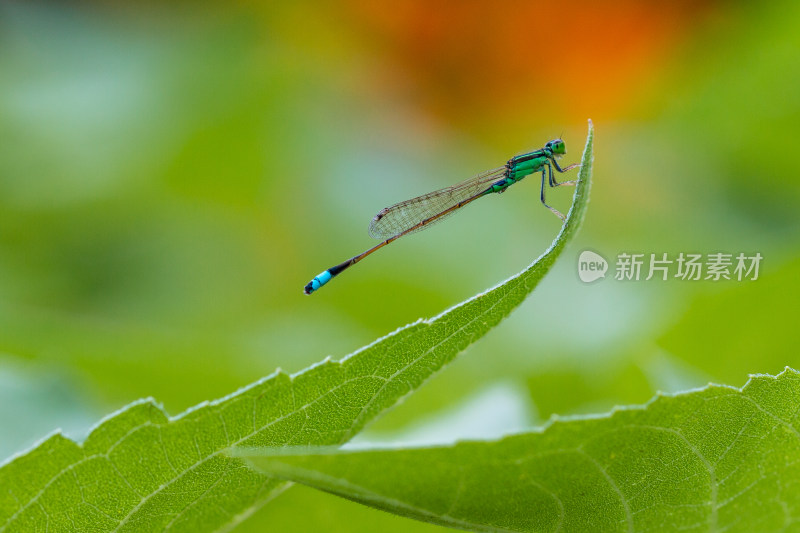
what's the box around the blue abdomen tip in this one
[304,269,333,295]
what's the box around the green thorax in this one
[486,147,553,195]
[507,149,548,181]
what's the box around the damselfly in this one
[304,138,579,295]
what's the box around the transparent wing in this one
[368,166,507,239]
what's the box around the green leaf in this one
[241,367,800,533]
[0,121,594,532]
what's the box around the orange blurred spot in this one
[346,0,714,126]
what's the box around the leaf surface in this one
[243,368,800,533]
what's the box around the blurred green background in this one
[1,1,798,530]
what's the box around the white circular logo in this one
[578,250,608,283]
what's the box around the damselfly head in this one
[546,139,566,156]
